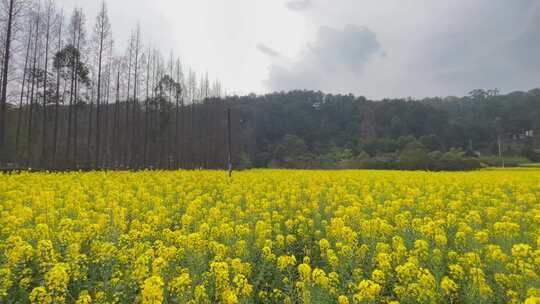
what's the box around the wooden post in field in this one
[227,108,232,177]
[498,135,505,168]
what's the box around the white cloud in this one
[56,0,308,95]
[55,0,540,98]
[262,25,384,94]
[285,0,312,11]
[269,0,540,99]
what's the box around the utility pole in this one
[227,108,232,177]
[498,135,505,168]
[495,116,504,168]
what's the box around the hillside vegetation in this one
[226,89,540,170]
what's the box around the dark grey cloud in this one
[256,43,281,58]
[263,24,383,93]
[271,0,540,98]
[285,0,312,11]
[413,0,540,95]
[308,25,381,73]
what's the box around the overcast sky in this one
[56,0,540,100]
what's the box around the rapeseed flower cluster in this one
[1,169,540,303]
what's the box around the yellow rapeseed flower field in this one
[1,170,540,303]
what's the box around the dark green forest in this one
[226,89,540,170]
[3,88,540,171]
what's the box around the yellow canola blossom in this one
[1,169,540,303]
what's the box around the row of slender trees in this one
[0,0,235,170]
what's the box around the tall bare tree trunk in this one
[15,20,33,165]
[27,7,41,168]
[151,50,157,166]
[94,3,110,168]
[174,59,182,169]
[86,78,94,165]
[103,41,113,168]
[95,56,102,168]
[123,34,133,168]
[144,45,151,167]
[66,49,75,164]
[66,11,82,166]
[40,3,53,167]
[52,12,63,165]
[0,0,15,161]
[180,98,185,168]
[131,26,140,168]
[175,92,180,169]
[73,19,83,167]
[113,61,120,167]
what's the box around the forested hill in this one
[226,89,540,169]
[2,88,540,171]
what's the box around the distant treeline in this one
[1,98,241,170]
[0,0,225,170]
[226,89,540,170]
[2,89,540,170]
[2,2,539,171]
